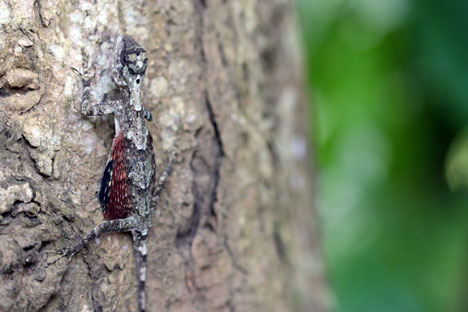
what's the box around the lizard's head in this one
[112,35,148,111]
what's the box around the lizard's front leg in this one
[142,106,153,121]
[81,79,121,116]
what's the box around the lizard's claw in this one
[45,248,72,267]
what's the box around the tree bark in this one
[0,0,328,311]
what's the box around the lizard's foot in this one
[45,248,71,267]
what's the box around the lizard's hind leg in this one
[152,162,173,211]
[64,217,138,261]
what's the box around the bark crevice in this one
[175,0,226,297]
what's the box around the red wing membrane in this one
[100,132,131,220]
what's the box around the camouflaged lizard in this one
[63,35,172,312]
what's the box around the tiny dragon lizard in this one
[61,35,172,312]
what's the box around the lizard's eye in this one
[125,52,148,75]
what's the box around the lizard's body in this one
[64,35,172,312]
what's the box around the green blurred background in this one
[297,0,468,311]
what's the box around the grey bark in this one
[0,0,328,311]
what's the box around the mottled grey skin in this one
[64,36,172,312]
[83,35,153,150]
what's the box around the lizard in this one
[60,35,172,312]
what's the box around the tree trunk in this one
[0,0,328,311]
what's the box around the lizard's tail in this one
[132,232,148,312]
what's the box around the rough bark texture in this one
[0,0,328,311]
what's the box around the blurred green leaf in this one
[446,128,468,192]
[297,0,468,311]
